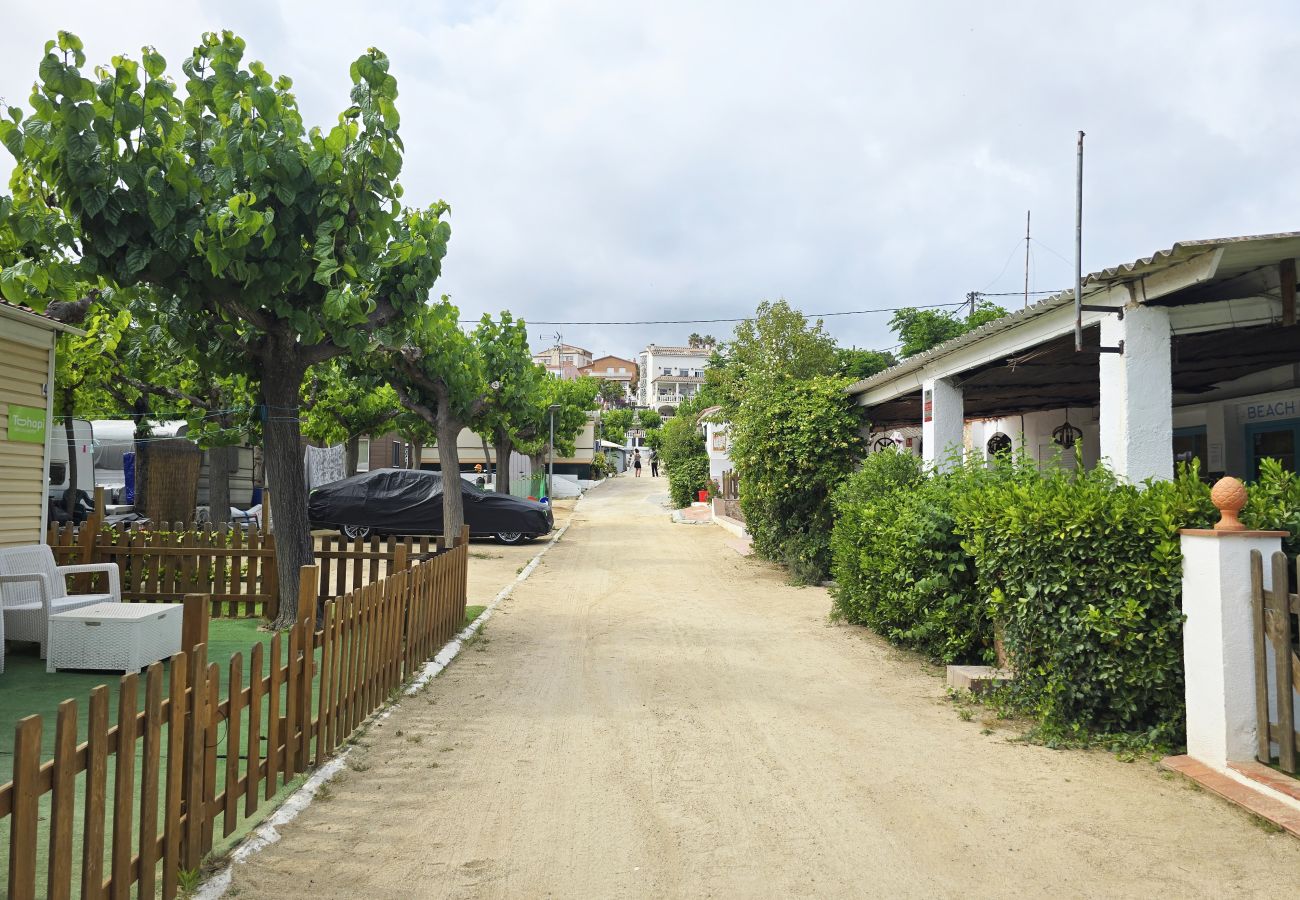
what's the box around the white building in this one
[637,344,711,415]
[849,232,1300,484]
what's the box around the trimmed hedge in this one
[830,451,992,662]
[831,451,1225,742]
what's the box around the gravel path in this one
[231,476,1300,898]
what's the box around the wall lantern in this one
[1052,410,1083,449]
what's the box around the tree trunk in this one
[494,432,513,496]
[208,444,235,526]
[435,396,466,544]
[344,434,361,476]
[480,434,493,483]
[262,357,314,627]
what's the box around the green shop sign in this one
[7,404,47,444]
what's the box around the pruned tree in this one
[469,314,544,497]
[302,358,401,476]
[389,302,486,540]
[3,32,450,623]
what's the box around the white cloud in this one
[3,0,1297,356]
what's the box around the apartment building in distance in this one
[531,343,593,380]
[578,355,638,405]
[637,344,711,415]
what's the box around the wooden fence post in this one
[393,543,409,574]
[8,716,42,900]
[297,565,318,769]
[181,594,210,658]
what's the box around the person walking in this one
[633,450,643,478]
[650,452,659,478]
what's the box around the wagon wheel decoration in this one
[986,432,1012,456]
[872,436,898,452]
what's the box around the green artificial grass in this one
[1,605,475,895]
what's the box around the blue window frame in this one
[1244,417,1300,479]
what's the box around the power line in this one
[481,300,971,327]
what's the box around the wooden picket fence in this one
[1252,549,1300,775]
[1,534,469,900]
[46,523,452,619]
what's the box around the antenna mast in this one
[1023,210,1031,309]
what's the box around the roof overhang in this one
[0,300,85,336]
[848,232,1300,411]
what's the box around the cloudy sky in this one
[3,1,1297,359]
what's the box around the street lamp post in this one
[547,403,561,500]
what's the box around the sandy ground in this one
[231,477,1300,899]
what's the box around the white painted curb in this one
[196,489,592,898]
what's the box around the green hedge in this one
[831,451,1230,742]
[830,451,991,661]
[954,464,1215,742]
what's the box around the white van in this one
[47,417,94,500]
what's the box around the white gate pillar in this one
[921,376,964,471]
[1099,304,1172,482]
[1180,478,1286,770]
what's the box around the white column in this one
[921,376,963,470]
[1181,529,1283,769]
[1099,305,1172,482]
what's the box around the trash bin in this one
[698,489,710,503]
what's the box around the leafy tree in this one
[595,378,624,407]
[888,299,1008,358]
[835,347,896,381]
[302,359,400,476]
[470,314,546,496]
[635,408,663,431]
[712,299,836,416]
[600,408,634,445]
[114,309,261,523]
[730,376,865,582]
[389,303,485,539]
[2,32,451,622]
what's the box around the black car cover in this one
[308,469,552,536]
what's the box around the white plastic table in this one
[47,602,183,673]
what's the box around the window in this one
[356,438,370,472]
[391,441,403,468]
[1246,419,1299,479]
[619,367,627,374]
[606,366,614,374]
[662,367,672,375]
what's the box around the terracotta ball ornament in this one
[1210,476,1247,532]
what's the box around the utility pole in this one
[1023,209,1031,309]
[965,291,981,320]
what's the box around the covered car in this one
[308,469,553,545]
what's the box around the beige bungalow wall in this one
[0,316,53,547]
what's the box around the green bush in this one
[954,464,1215,742]
[831,453,1227,744]
[668,455,711,507]
[658,395,711,508]
[730,376,864,582]
[831,450,1004,662]
[1244,458,1300,556]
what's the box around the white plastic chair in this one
[0,544,121,666]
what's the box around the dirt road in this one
[231,476,1300,898]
